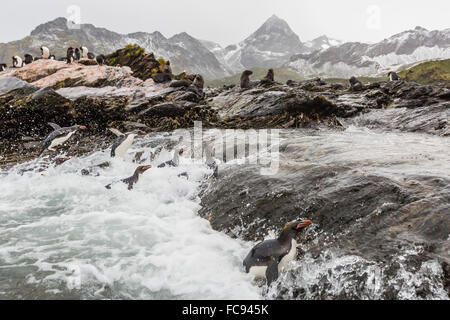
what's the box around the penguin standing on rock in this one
[0,63,7,71]
[40,46,50,59]
[66,47,75,64]
[96,54,106,65]
[157,147,184,168]
[388,71,400,81]
[243,220,313,285]
[39,122,87,156]
[12,56,23,68]
[24,54,33,65]
[109,128,147,158]
[74,48,81,61]
[80,46,89,59]
[105,165,152,190]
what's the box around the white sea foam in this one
[0,133,261,299]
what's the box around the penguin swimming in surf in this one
[39,122,87,156]
[157,147,184,168]
[150,146,164,161]
[133,151,146,164]
[18,157,71,175]
[109,128,147,158]
[105,165,152,190]
[81,161,110,176]
[243,219,313,285]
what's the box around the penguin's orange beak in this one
[297,220,313,229]
[79,125,87,130]
[142,165,152,171]
[139,131,147,135]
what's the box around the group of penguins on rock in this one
[1,45,106,70]
[35,121,314,286]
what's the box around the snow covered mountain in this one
[1,16,449,80]
[303,35,343,53]
[216,15,304,73]
[286,26,450,78]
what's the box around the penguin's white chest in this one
[249,239,297,279]
[115,135,135,157]
[49,131,75,149]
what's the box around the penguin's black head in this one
[135,165,152,174]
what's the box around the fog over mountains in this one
[1,15,449,79]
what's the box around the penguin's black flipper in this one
[38,139,51,156]
[105,184,112,189]
[48,122,61,130]
[266,259,279,286]
[110,135,127,157]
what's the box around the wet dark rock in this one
[199,153,450,298]
[139,102,187,118]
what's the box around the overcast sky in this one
[1,0,449,46]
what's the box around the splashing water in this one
[0,133,261,299]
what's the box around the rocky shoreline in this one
[1,53,449,168]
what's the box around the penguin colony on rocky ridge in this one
[0,45,106,69]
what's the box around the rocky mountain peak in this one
[414,26,428,32]
[30,17,69,36]
[249,14,301,44]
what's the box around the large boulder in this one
[106,44,160,81]
[0,77,35,95]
